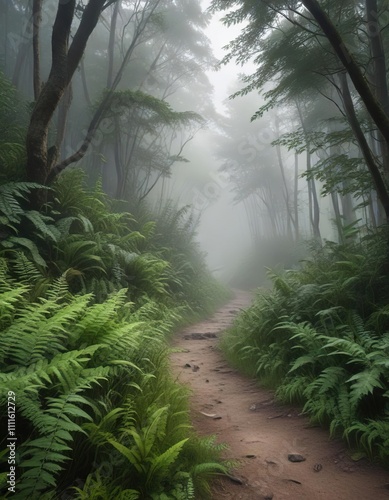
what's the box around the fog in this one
[0,0,374,289]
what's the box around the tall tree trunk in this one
[56,83,73,160]
[26,0,76,186]
[276,142,293,238]
[340,188,354,226]
[275,115,294,238]
[295,101,321,241]
[366,0,389,114]
[107,0,120,87]
[338,72,389,220]
[366,0,389,182]
[307,149,321,241]
[368,191,378,228]
[32,0,42,100]
[2,0,9,75]
[47,0,161,184]
[331,191,344,243]
[294,152,299,240]
[80,57,92,107]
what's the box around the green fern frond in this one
[347,368,384,406]
[0,182,47,224]
[24,210,58,242]
[147,438,189,485]
[2,236,47,268]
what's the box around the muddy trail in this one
[170,290,389,500]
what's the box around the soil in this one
[170,290,389,500]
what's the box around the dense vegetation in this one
[4,0,389,495]
[0,69,230,498]
[222,230,389,462]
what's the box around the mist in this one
[3,2,389,497]
[0,0,383,288]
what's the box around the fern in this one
[2,236,47,268]
[72,472,140,499]
[0,182,46,225]
[347,369,384,406]
[0,294,90,365]
[24,210,59,242]
[18,372,106,497]
[11,251,46,285]
[344,419,389,460]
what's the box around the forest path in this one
[170,290,389,500]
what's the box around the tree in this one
[214,88,298,241]
[211,0,389,221]
[19,0,214,212]
[26,0,113,189]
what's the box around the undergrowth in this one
[222,231,389,462]
[0,71,231,498]
[0,260,229,498]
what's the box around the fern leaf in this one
[147,438,189,484]
[347,368,384,405]
[5,236,47,267]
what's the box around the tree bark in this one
[56,83,73,160]
[80,57,92,107]
[366,0,389,114]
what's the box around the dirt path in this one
[170,290,389,499]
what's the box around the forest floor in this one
[170,290,389,500]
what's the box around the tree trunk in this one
[294,152,299,240]
[26,0,76,187]
[307,150,321,241]
[366,0,389,181]
[80,57,92,107]
[276,142,293,238]
[107,0,120,87]
[295,101,321,241]
[275,115,294,238]
[32,0,42,100]
[26,0,108,192]
[47,0,160,184]
[366,0,389,114]
[56,83,73,160]
[338,72,389,220]
[331,191,344,243]
[302,0,389,153]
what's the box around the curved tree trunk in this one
[26,0,108,193]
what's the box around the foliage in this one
[222,229,389,461]
[0,71,28,182]
[0,72,230,498]
[0,262,228,498]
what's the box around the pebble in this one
[288,453,306,463]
